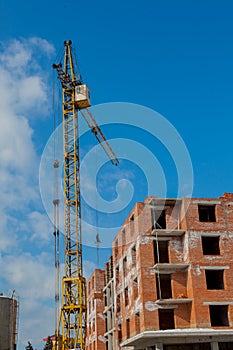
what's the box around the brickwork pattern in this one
[86,193,233,349]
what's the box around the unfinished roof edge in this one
[145,192,233,204]
[121,328,233,347]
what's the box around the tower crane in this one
[52,40,119,350]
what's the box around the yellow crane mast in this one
[53,40,118,350]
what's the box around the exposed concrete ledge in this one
[121,329,233,348]
[192,201,221,205]
[200,266,230,270]
[203,301,233,305]
[152,229,186,237]
[155,298,193,305]
[152,263,189,274]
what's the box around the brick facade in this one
[86,193,233,350]
[86,269,106,350]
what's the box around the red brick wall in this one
[86,269,106,350]
[87,193,233,348]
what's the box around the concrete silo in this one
[0,294,19,350]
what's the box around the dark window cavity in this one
[202,236,220,255]
[198,205,216,222]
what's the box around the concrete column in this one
[155,344,163,350]
[108,333,112,350]
[210,342,219,350]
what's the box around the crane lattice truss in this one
[53,40,118,350]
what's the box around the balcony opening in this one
[164,345,211,350]
[152,209,166,229]
[123,256,127,276]
[209,305,229,326]
[116,294,120,314]
[202,236,220,255]
[133,278,138,299]
[104,293,107,307]
[154,240,169,264]
[135,312,140,334]
[115,265,119,284]
[124,287,129,306]
[156,274,172,299]
[109,255,113,279]
[131,245,136,265]
[122,228,126,246]
[205,269,224,290]
[118,323,122,344]
[219,342,233,350]
[159,309,175,330]
[126,318,130,338]
[198,204,216,222]
[114,239,118,258]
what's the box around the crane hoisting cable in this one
[53,40,119,350]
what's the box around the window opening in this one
[159,309,175,330]
[104,292,107,307]
[152,209,166,229]
[133,278,138,299]
[198,205,216,222]
[126,318,130,338]
[105,317,108,333]
[123,256,127,276]
[122,228,126,246]
[135,312,140,334]
[219,342,233,350]
[156,274,172,299]
[110,255,113,279]
[115,265,119,284]
[202,236,220,255]
[205,269,224,290]
[209,305,229,326]
[154,240,169,264]
[130,214,134,221]
[124,287,129,306]
[116,294,121,314]
[114,239,118,258]
[131,245,136,265]
[118,324,122,344]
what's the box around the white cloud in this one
[28,37,55,55]
[0,37,55,350]
[28,211,52,243]
[0,252,55,350]
[83,259,97,280]
[19,75,47,110]
[0,37,54,240]
[0,114,35,173]
[0,39,32,70]
[0,252,54,299]
[0,37,54,72]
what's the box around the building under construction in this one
[86,192,233,350]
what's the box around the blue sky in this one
[0,0,233,349]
